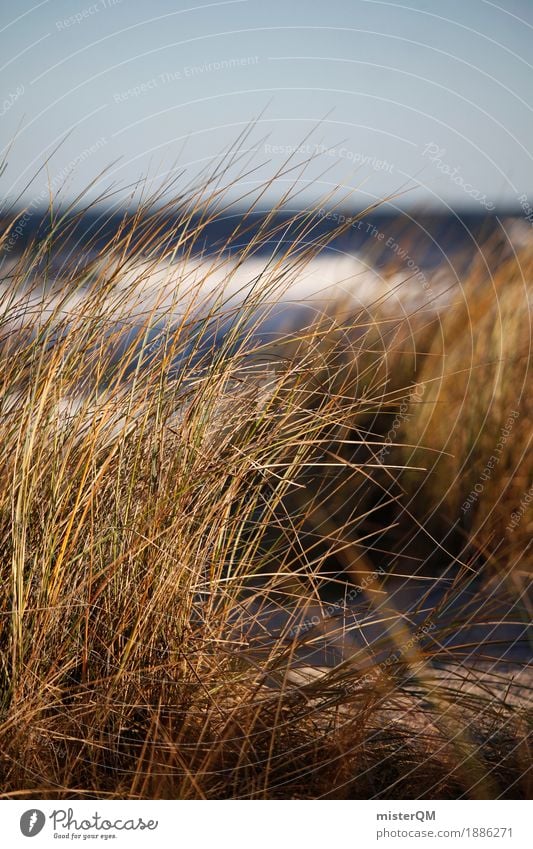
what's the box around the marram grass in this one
[0,166,531,799]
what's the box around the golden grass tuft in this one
[0,161,531,799]
[398,246,533,576]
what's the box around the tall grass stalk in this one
[0,158,530,799]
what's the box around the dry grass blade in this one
[0,157,530,799]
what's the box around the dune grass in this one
[0,166,531,799]
[397,246,533,576]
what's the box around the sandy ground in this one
[232,573,532,704]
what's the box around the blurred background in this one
[1,0,532,213]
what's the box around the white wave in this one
[0,250,454,341]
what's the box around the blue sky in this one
[1,0,532,211]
